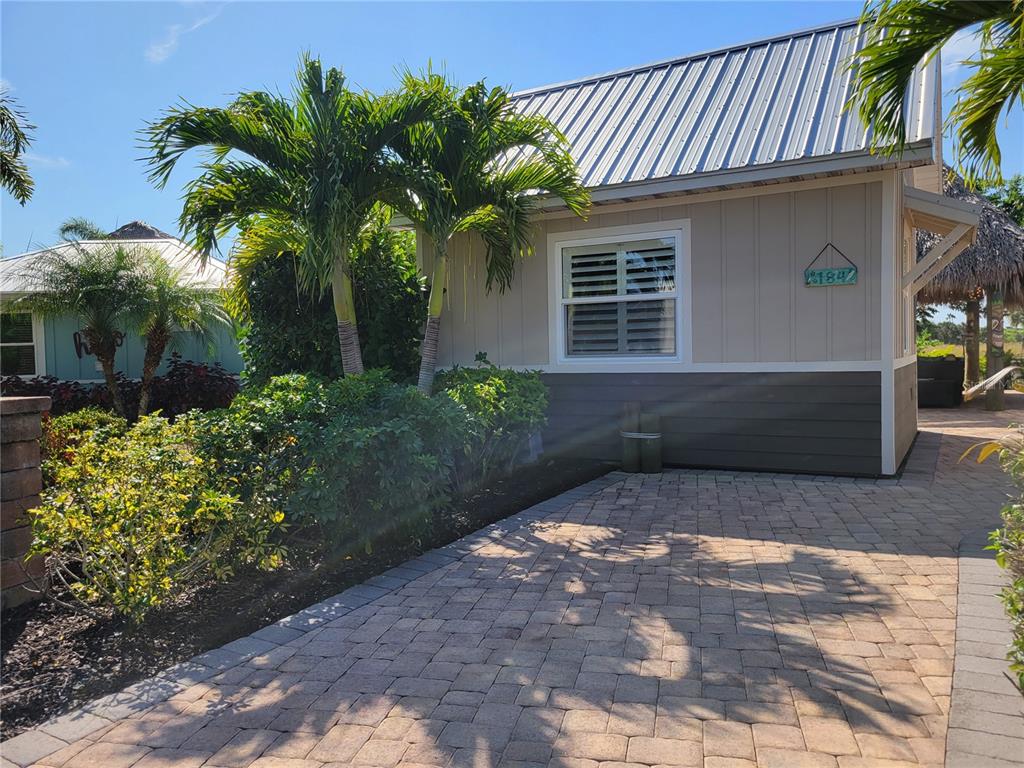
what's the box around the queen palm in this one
[850,0,1024,184]
[144,55,439,375]
[19,244,145,416]
[135,254,230,416]
[392,74,589,393]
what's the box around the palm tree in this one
[134,254,230,416]
[19,244,145,416]
[143,54,441,376]
[391,74,589,393]
[1,90,34,205]
[58,217,107,241]
[849,0,1024,185]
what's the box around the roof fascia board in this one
[533,142,935,209]
[904,184,981,226]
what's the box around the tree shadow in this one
[67,466,971,766]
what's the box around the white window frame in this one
[0,309,46,377]
[548,220,692,370]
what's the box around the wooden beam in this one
[911,229,974,294]
[903,222,972,291]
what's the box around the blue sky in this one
[2,1,1021,257]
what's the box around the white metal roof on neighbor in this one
[0,239,226,296]
[512,18,938,193]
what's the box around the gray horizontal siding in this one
[543,371,882,476]
[894,361,918,467]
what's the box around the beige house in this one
[423,19,979,477]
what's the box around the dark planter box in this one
[918,356,964,408]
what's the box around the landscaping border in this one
[946,528,1024,767]
[0,471,627,767]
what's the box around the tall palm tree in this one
[849,0,1024,185]
[1,90,34,205]
[19,244,145,416]
[143,54,441,376]
[134,254,230,416]
[391,74,589,393]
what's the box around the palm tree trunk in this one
[417,243,447,395]
[138,330,169,417]
[986,286,1005,411]
[964,299,980,386]
[85,331,126,417]
[331,260,364,376]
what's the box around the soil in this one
[0,457,613,739]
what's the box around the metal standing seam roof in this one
[510,18,938,192]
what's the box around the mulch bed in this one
[0,457,613,739]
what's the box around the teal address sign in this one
[805,266,858,287]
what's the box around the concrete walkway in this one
[3,399,1023,768]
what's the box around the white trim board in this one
[524,361,884,374]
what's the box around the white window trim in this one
[0,309,46,378]
[548,220,692,371]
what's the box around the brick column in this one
[1,396,50,610]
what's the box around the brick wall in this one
[1,396,50,610]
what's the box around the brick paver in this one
[3,398,1023,767]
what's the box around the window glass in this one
[560,235,677,358]
[0,313,37,375]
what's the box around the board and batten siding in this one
[424,177,884,368]
[40,314,243,380]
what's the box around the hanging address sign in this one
[804,243,858,287]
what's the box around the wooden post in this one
[622,402,641,473]
[986,287,1005,411]
[964,298,980,387]
[639,412,662,474]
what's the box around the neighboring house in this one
[0,222,243,380]
[424,19,979,477]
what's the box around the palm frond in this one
[848,0,1020,184]
[179,161,295,257]
[949,45,1024,185]
[0,90,34,205]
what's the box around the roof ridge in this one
[512,16,863,98]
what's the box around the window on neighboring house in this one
[1,312,40,376]
[559,234,680,358]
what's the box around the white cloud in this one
[24,153,70,169]
[145,8,220,64]
[941,29,981,78]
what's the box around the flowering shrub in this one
[40,407,127,485]
[29,415,285,620]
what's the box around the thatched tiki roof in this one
[917,169,1024,306]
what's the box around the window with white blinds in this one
[559,235,678,358]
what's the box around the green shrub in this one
[29,415,285,619]
[195,371,473,545]
[40,407,128,485]
[437,359,548,488]
[239,224,426,385]
[989,433,1024,688]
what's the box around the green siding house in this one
[0,222,243,380]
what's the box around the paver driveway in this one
[4,400,1023,768]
